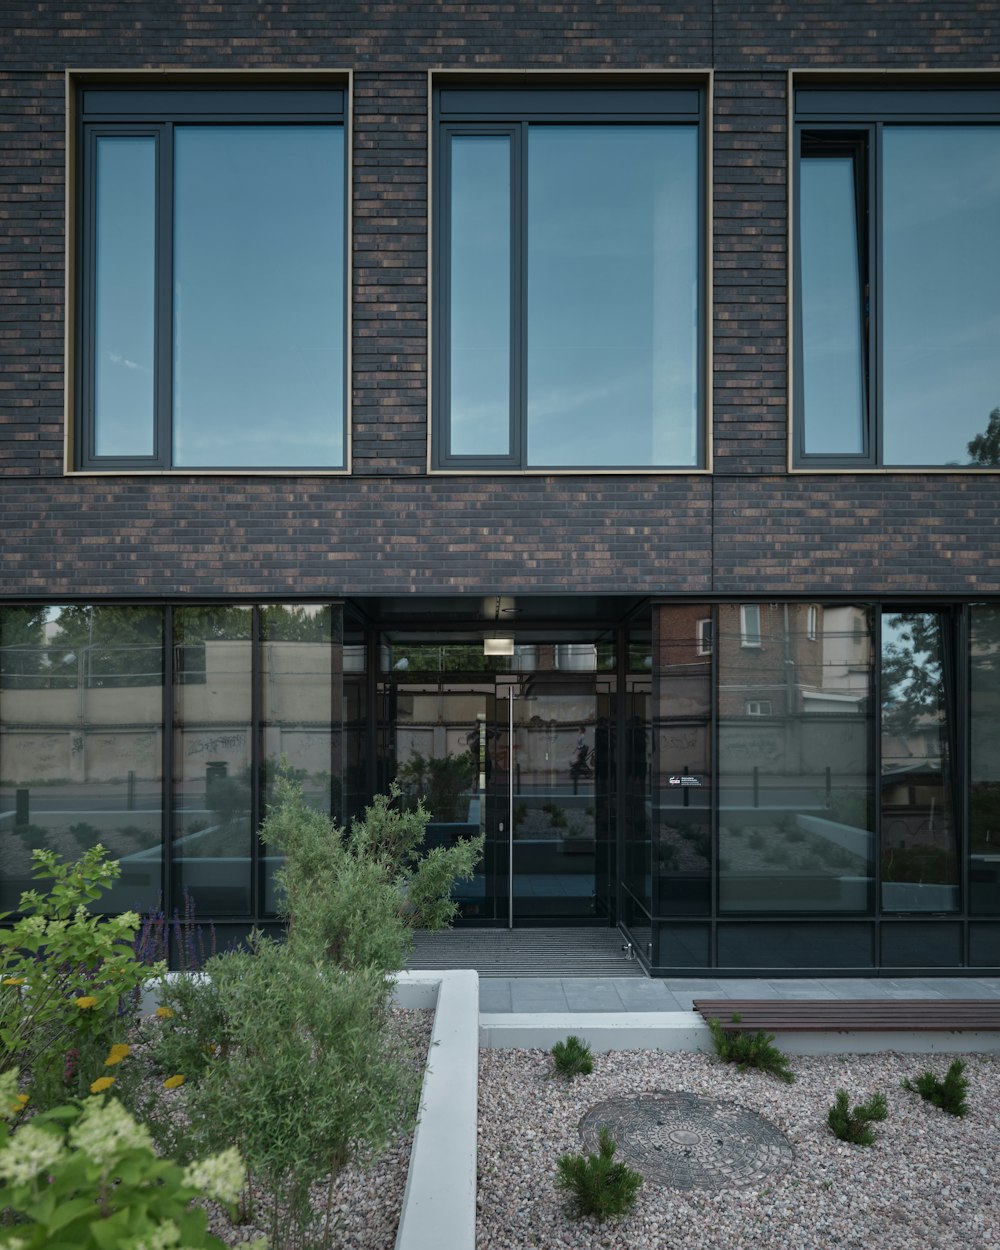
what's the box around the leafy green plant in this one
[0,845,165,1108]
[707,1014,795,1084]
[0,1069,264,1250]
[902,1058,969,1117]
[551,1035,594,1080]
[827,1088,888,1145]
[261,770,483,973]
[155,939,420,1248]
[556,1127,643,1220]
[395,750,476,822]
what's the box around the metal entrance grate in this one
[405,927,646,978]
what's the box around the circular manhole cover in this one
[578,1091,794,1191]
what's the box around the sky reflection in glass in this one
[94,137,156,457]
[172,126,344,468]
[799,156,866,455]
[527,125,699,467]
[449,137,512,457]
[883,126,1000,466]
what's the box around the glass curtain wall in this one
[880,610,959,912]
[971,606,1000,916]
[718,604,874,915]
[0,605,164,914]
[0,603,343,927]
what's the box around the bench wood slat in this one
[692,999,1000,1032]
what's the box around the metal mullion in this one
[513,121,527,467]
[156,123,174,468]
[872,605,882,964]
[250,606,263,922]
[162,606,175,932]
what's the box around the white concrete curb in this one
[393,970,479,1250]
[479,1011,712,1052]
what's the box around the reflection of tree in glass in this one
[967,406,1000,466]
[881,613,945,737]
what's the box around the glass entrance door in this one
[489,678,602,923]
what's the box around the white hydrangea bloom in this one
[0,1124,65,1185]
[15,915,46,938]
[68,1096,153,1167]
[181,1146,245,1206]
[129,1221,181,1250]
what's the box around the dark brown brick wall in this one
[1,2,999,600]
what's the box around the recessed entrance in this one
[381,643,617,926]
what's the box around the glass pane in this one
[448,136,511,457]
[172,607,253,915]
[880,611,959,911]
[94,137,156,457]
[969,606,1000,913]
[260,605,338,915]
[172,126,345,468]
[652,605,713,917]
[527,125,699,467]
[799,155,866,455]
[883,126,1000,466]
[392,686,490,921]
[718,604,874,913]
[0,606,164,914]
[509,690,598,920]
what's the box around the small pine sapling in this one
[902,1058,969,1117]
[827,1089,888,1145]
[551,1035,594,1080]
[556,1127,643,1220]
[707,1013,796,1084]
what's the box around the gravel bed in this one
[478,1047,1000,1250]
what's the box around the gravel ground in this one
[477,1047,1000,1250]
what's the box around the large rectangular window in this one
[794,87,1000,468]
[434,86,704,470]
[77,86,347,471]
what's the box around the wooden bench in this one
[692,999,1000,1032]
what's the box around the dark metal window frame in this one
[793,86,1000,469]
[76,86,348,472]
[432,86,707,472]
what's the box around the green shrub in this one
[707,1013,795,1084]
[153,940,419,1248]
[0,845,164,1109]
[551,1035,594,1080]
[0,1069,264,1250]
[260,770,483,973]
[556,1127,642,1220]
[827,1088,888,1145]
[902,1058,969,1117]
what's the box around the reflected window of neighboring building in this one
[433,84,705,470]
[75,85,347,470]
[740,604,762,648]
[695,617,713,656]
[794,86,1000,468]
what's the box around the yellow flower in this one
[2,977,24,987]
[104,1044,131,1066]
[90,1076,115,1094]
[6,1092,29,1116]
[16,1094,28,1106]
[155,1006,175,1020]
[163,1074,185,1090]
[74,996,98,1010]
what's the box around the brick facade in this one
[1,2,999,599]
